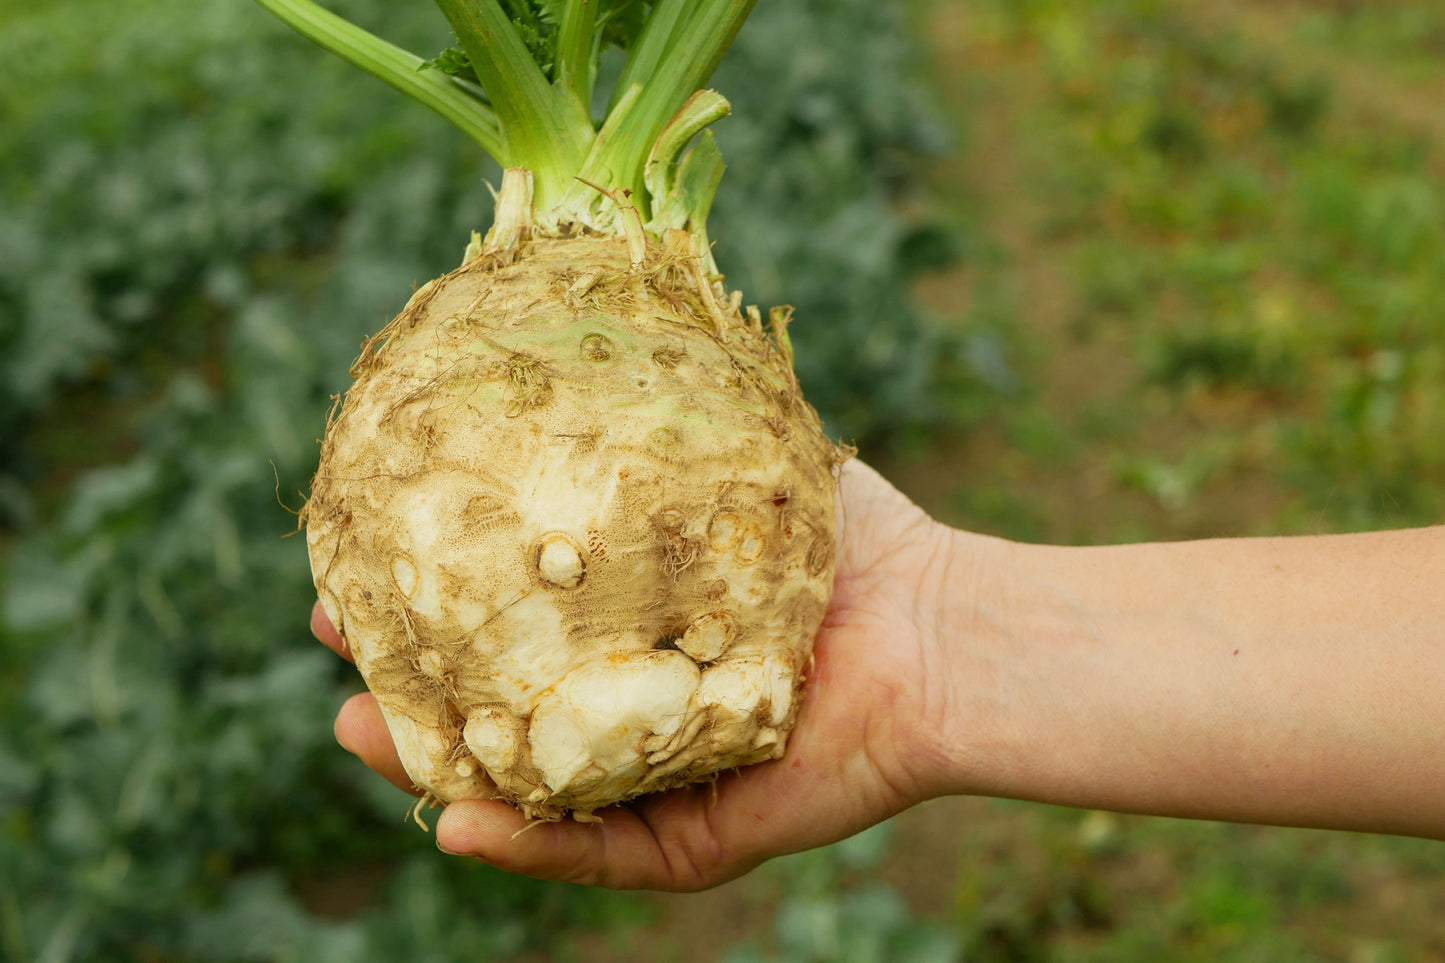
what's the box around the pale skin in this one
[311,459,1445,891]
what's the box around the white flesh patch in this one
[695,652,795,726]
[391,555,420,598]
[394,490,448,620]
[677,611,738,663]
[463,706,524,774]
[481,590,574,707]
[516,445,618,549]
[536,533,585,588]
[319,591,343,638]
[417,648,446,680]
[375,701,466,796]
[529,651,700,794]
[764,655,795,727]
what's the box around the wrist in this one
[923,534,1110,807]
[897,523,1026,803]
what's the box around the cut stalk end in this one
[483,169,536,251]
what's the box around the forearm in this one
[941,526,1445,838]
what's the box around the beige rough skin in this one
[306,222,843,821]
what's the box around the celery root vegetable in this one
[261,0,847,822]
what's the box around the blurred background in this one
[3,0,1445,959]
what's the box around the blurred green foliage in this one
[955,0,1445,541]
[0,0,984,959]
[1292,2,1445,80]
[722,824,959,963]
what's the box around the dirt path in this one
[881,1,1169,544]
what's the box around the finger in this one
[434,744,874,892]
[311,599,354,663]
[434,789,744,891]
[335,692,419,796]
[435,800,612,886]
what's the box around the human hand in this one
[311,459,970,890]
